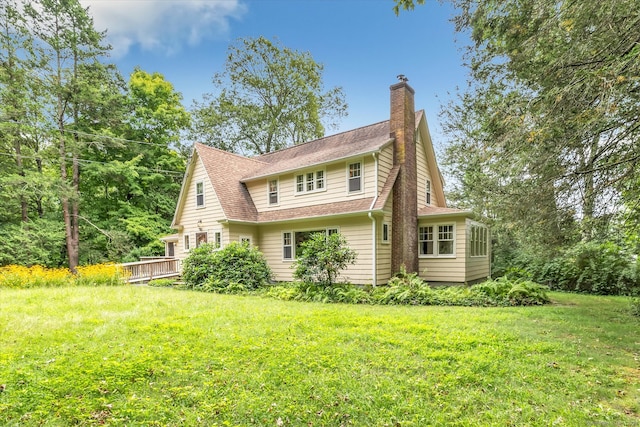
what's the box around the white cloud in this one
[79,0,246,57]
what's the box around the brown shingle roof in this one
[241,120,393,181]
[417,205,472,218]
[257,198,375,223]
[195,143,265,222]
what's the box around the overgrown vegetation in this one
[494,241,640,296]
[0,264,128,289]
[1,287,638,425]
[181,242,272,291]
[263,274,550,307]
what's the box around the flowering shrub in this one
[75,264,129,287]
[0,264,129,288]
[0,265,73,289]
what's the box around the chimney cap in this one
[397,74,408,82]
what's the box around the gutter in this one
[368,152,379,286]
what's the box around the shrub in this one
[181,243,218,289]
[293,232,357,287]
[75,264,129,287]
[148,278,176,287]
[181,242,272,290]
[373,266,436,305]
[538,241,638,295]
[630,298,640,317]
[472,276,550,306]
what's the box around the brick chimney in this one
[390,76,419,274]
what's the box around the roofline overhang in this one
[417,210,474,220]
[220,208,385,226]
[240,139,394,183]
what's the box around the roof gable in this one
[196,143,264,222]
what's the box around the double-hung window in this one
[184,235,190,251]
[283,232,293,260]
[268,179,279,205]
[419,224,455,257]
[348,162,362,193]
[419,226,434,255]
[214,231,222,249]
[438,225,454,255]
[195,182,204,208]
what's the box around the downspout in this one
[368,152,379,286]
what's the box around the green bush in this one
[372,266,436,305]
[181,242,272,290]
[630,298,640,317]
[293,232,357,286]
[181,243,218,289]
[538,241,638,295]
[148,278,176,287]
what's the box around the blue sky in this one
[81,0,470,146]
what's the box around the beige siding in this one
[375,197,393,285]
[465,219,491,281]
[416,129,443,208]
[174,157,226,260]
[228,224,259,246]
[377,144,394,194]
[247,156,378,212]
[258,216,374,284]
[418,218,467,283]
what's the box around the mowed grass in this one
[0,287,638,426]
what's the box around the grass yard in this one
[0,287,638,426]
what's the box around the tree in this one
[293,232,357,287]
[190,36,347,155]
[25,0,119,271]
[79,68,189,261]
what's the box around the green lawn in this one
[0,287,638,426]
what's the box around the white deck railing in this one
[119,258,182,284]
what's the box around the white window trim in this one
[382,222,390,244]
[268,178,279,206]
[425,179,432,206]
[184,234,190,252]
[195,181,205,208]
[469,223,489,258]
[282,231,293,261]
[214,231,222,250]
[418,223,456,258]
[286,227,340,259]
[346,160,364,194]
[294,169,327,195]
[195,232,208,248]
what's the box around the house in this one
[166,79,490,285]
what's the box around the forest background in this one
[1,0,638,295]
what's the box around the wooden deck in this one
[119,257,181,284]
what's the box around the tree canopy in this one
[190,36,348,155]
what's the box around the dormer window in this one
[196,181,205,208]
[425,179,431,205]
[295,170,326,194]
[348,162,362,193]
